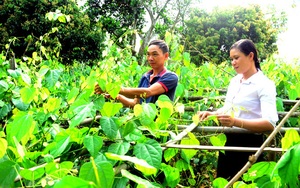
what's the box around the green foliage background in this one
[0,0,299,187]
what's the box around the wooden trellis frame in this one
[79,98,300,186]
[162,100,300,187]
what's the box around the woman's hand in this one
[216,114,235,127]
[197,111,215,121]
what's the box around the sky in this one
[198,0,300,62]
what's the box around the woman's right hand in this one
[197,111,215,121]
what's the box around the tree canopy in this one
[184,5,287,65]
[0,0,105,63]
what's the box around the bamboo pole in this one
[225,99,300,187]
[162,122,198,151]
[163,144,284,152]
[176,125,300,134]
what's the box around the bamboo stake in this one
[225,99,300,188]
[163,144,285,152]
[162,122,198,151]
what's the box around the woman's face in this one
[229,48,254,74]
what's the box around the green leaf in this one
[58,15,66,23]
[288,86,298,100]
[180,132,199,163]
[12,98,30,111]
[70,102,96,128]
[212,177,228,188]
[100,116,119,140]
[133,139,162,169]
[20,167,44,181]
[20,87,36,104]
[243,162,276,182]
[106,82,121,99]
[134,103,157,120]
[0,138,7,158]
[121,169,159,188]
[7,111,36,145]
[54,176,93,188]
[272,144,300,187]
[83,135,103,158]
[79,161,114,188]
[45,69,62,89]
[0,104,11,119]
[164,148,178,162]
[108,142,130,155]
[210,133,226,146]
[281,129,300,150]
[161,164,180,188]
[45,161,73,178]
[119,121,136,138]
[106,153,157,176]
[44,135,70,158]
[175,83,184,97]
[43,97,62,112]
[255,175,277,188]
[0,80,8,93]
[0,160,20,187]
[67,87,80,104]
[21,73,31,85]
[183,52,191,67]
[100,102,123,117]
[125,128,143,142]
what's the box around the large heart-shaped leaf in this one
[133,139,162,169]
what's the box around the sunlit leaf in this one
[183,52,191,67]
[100,102,122,117]
[212,177,228,188]
[281,129,300,150]
[106,153,157,176]
[20,87,36,104]
[180,132,199,163]
[0,138,8,158]
[210,133,226,147]
[6,111,36,146]
[67,87,80,104]
[43,97,62,112]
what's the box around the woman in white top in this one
[198,39,278,180]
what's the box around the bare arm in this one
[117,94,139,108]
[120,82,165,99]
[217,115,274,132]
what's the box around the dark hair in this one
[149,39,169,54]
[230,39,261,70]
